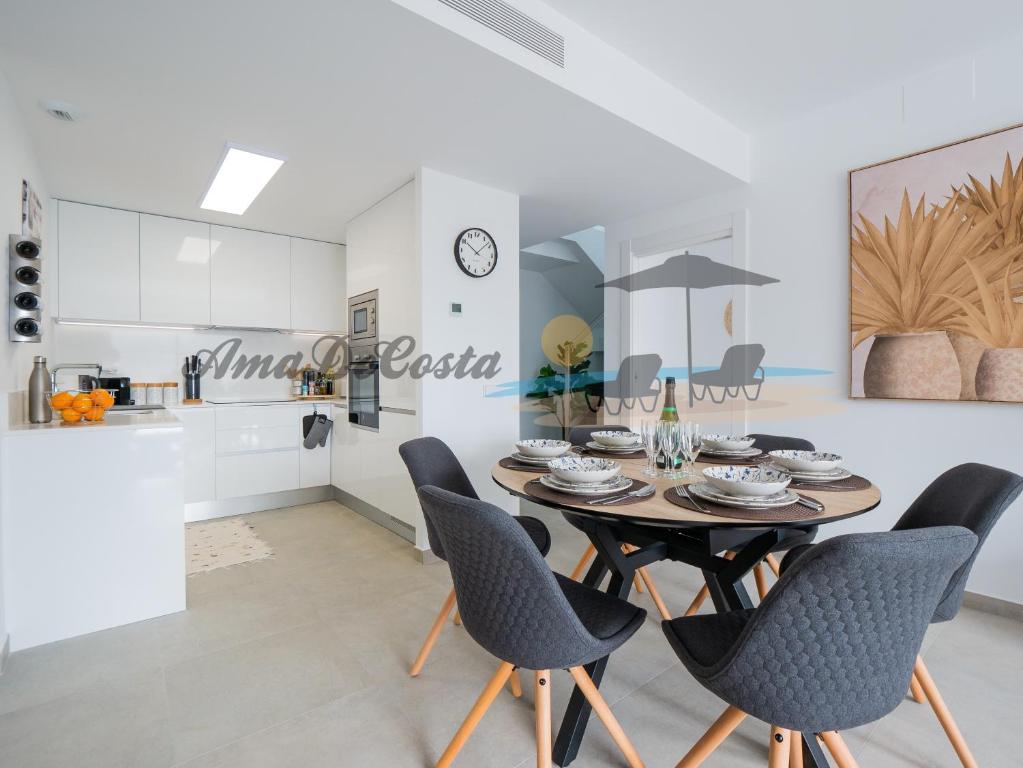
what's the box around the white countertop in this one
[165,397,346,409]
[5,407,183,435]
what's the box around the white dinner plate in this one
[585,441,643,453]
[700,446,763,458]
[687,482,799,509]
[539,474,632,496]
[510,452,556,465]
[766,463,852,482]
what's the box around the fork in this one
[677,482,706,512]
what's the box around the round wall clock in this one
[454,227,498,278]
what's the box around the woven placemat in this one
[787,474,871,492]
[498,456,549,472]
[699,451,768,466]
[524,477,648,506]
[664,486,823,521]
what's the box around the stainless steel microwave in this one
[348,289,378,345]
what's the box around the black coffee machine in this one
[98,376,132,406]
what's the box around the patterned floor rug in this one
[185,517,274,575]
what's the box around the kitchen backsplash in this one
[52,324,342,399]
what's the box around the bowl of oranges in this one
[50,388,116,425]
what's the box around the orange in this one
[90,389,115,408]
[84,406,106,422]
[61,408,83,424]
[71,393,94,413]
[51,391,73,410]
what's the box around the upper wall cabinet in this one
[140,214,211,325]
[210,226,291,329]
[58,201,141,321]
[290,239,346,332]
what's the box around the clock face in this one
[454,228,498,278]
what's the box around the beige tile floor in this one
[0,499,1020,768]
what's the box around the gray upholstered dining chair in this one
[418,485,647,768]
[563,425,672,621]
[399,437,552,690]
[782,462,1023,768]
[683,433,819,616]
[664,527,977,768]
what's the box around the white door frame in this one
[615,209,751,431]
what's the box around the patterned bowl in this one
[592,430,641,447]
[702,434,756,452]
[515,439,572,458]
[548,456,622,485]
[702,465,791,497]
[768,450,844,473]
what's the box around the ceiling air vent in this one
[39,100,84,122]
[437,0,565,68]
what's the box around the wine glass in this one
[659,421,682,479]
[640,421,660,477]
[681,422,703,478]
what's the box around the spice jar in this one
[145,382,163,405]
[162,381,179,405]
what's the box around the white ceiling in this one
[0,0,743,246]
[544,0,1023,130]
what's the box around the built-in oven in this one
[348,289,378,346]
[347,344,380,431]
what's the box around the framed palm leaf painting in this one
[850,123,1023,403]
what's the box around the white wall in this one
[605,36,1023,605]
[0,67,51,657]
[418,167,520,518]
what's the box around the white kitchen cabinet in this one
[330,405,419,530]
[214,404,299,499]
[299,405,332,487]
[290,239,346,332]
[140,214,211,324]
[176,408,216,503]
[57,201,140,321]
[210,225,290,328]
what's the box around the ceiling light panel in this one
[200,146,284,215]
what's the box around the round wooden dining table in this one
[492,455,881,768]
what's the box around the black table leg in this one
[553,523,635,767]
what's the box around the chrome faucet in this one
[50,363,102,393]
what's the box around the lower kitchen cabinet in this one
[176,408,216,503]
[216,450,300,499]
[331,406,419,529]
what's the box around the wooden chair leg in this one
[768,727,791,768]
[509,668,523,698]
[908,671,926,703]
[674,705,746,768]
[636,567,672,620]
[753,563,769,600]
[568,666,645,768]
[570,544,596,581]
[453,609,462,626]
[914,656,978,768]
[789,731,803,768]
[765,553,782,578]
[436,661,515,768]
[684,551,736,617]
[819,731,859,768]
[535,670,552,768]
[409,588,456,677]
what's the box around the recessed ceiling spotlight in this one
[200,144,285,215]
[38,99,85,122]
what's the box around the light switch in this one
[450,302,462,316]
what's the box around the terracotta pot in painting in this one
[862,331,961,400]
[948,331,989,401]
[975,348,1023,402]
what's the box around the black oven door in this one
[347,360,380,431]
